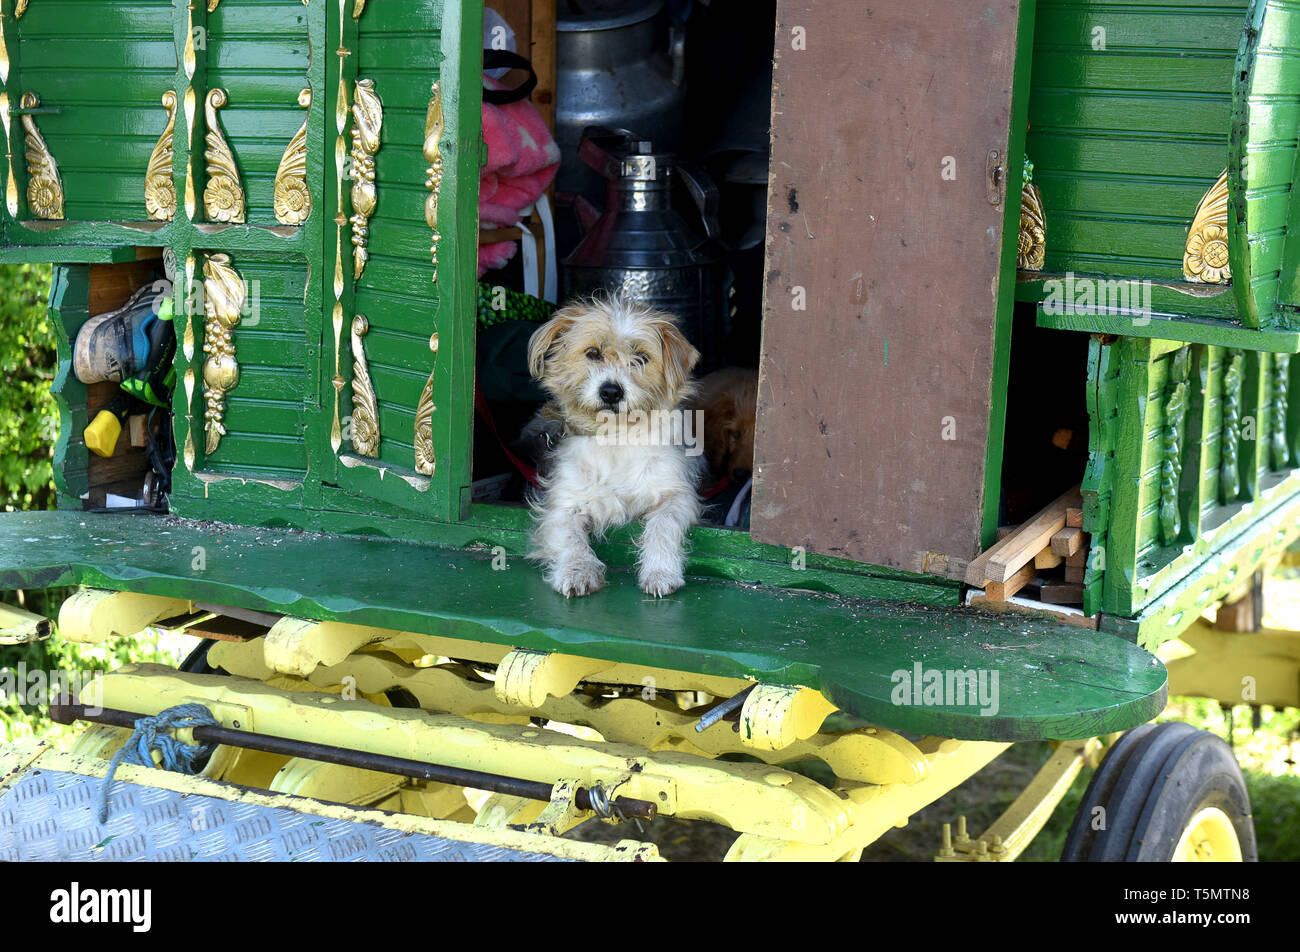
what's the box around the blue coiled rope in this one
[99,703,218,824]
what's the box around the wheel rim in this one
[1171,807,1242,862]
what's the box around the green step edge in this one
[0,511,1167,742]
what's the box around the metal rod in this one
[50,697,656,821]
[694,684,756,733]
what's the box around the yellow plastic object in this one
[84,409,123,458]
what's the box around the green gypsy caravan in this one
[0,0,1295,861]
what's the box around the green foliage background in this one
[0,263,176,746]
[0,263,56,515]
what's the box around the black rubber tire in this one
[1061,722,1257,862]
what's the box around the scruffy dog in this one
[694,367,758,485]
[527,292,702,597]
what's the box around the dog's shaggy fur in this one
[526,292,702,597]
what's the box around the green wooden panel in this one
[1228,0,1300,322]
[0,511,1169,742]
[9,0,175,223]
[1028,0,1247,283]
[205,0,311,228]
[322,0,480,521]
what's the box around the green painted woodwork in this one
[1084,335,1300,619]
[0,511,1168,742]
[169,492,963,607]
[1035,304,1300,352]
[1228,0,1300,325]
[1027,0,1248,283]
[5,0,175,224]
[320,0,482,521]
[1102,480,1300,650]
[981,0,1040,550]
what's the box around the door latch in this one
[987,150,1006,206]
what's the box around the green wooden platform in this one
[0,512,1167,742]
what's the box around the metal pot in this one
[562,128,728,372]
[555,0,686,208]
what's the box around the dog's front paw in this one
[639,567,684,597]
[551,560,606,598]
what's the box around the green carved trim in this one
[1270,352,1292,469]
[1220,352,1245,502]
[1158,347,1191,545]
[1034,303,1300,353]
[1104,484,1300,650]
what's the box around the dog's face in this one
[528,294,699,433]
[703,391,756,484]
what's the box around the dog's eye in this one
[634,352,650,366]
[585,347,601,361]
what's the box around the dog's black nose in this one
[598,382,624,406]
[732,467,752,483]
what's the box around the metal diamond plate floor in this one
[0,768,573,862]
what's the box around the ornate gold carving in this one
[1220,353,1245,502]
[349,315,380,457]
[203,88,245,224]
[331,0,351,458]
[184,3,197,80]
[20,92,64,220]
[424,81,444,282]
[1018,183,1045,271]
[145,91,177,221]
[15,1,29,18]
[1017,156,1045,271]
[207,0,220,11]
[201,254,246,455]
[1158,347,1190,545]
[0,92,14,218]
[353,0,367,17]
[414,333,439,476]
[1,11,11,85]
[1184,170,1230,284]
[275,89,312,225]
[348,78,383,280]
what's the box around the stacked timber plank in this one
[965,487,1090,610]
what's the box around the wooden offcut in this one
[1066,507,1083,528]
[1041,582,1084,605]
[965,485,1082,585]
[984,562,1037,602]
[1051,526,1083,557]
[1034,547,1063,569]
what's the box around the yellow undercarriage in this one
[46,589,1112,861]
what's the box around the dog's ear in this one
[656,319,700,397]
[527,312,577,379]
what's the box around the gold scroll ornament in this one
[145,91,177,221]
[349,78,383,280]
[353,0,367,16]
[202,253,247,455]
[203,88,245,224]
[15,1,28,17]
[349,315,380,457]
[424,81,444,281]
[1017,158,1045,271]
[20,91,63,220]
[414,333,439,476]
[274,89,312,225]
[1018,184,1046,271]
[1184,170,1230,284]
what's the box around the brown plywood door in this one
[752,1,1027,579]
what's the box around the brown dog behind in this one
[695,367,758,484]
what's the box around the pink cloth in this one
[478,76,560,276]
